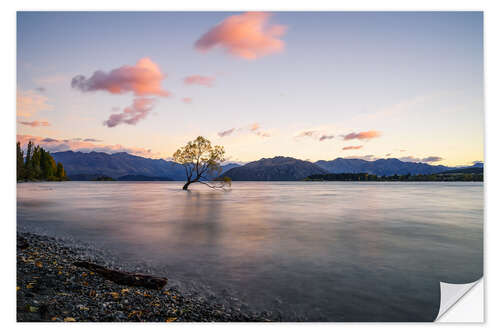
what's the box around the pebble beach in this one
[16,232,274,322]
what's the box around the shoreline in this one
[16,232,274,322]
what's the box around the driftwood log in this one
[73,261,167,290]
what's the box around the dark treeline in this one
[305,172,483,182]
[17,141,68,182]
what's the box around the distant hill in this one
[117,175,173,181]
[52,150,480,182]
[440,167,483,175]
[315,158,451,176]
[52,151,241,181]
[221,156,327,181]
[52,151,186,180]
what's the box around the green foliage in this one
[17,142,25,180]
[305,172,483,182]
[16,141,68,182]
[173,136,229,190]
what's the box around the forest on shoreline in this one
[305,171,483,182]
[17,141,68,182]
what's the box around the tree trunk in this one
[73,261,167,290]
[182,181,191,190]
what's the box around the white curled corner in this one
[435,279,482,321]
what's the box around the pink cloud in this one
[195,12,287,60]
[343,130,381,141]
[18,120,51,127]
[182,97,193,104]
[17,134,158,158]
[103,98,155,128]
[184,75,215,87]
[71,58,170,97]
[343,145,363,150]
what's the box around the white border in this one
[2,1,498,332]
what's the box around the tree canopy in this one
[173,136,230,190]
[17,141,68,182]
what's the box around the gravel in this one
[17,232,274,322]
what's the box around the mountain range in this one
[51,150,480,181]
[221,156,327,181]
[51,151,240,181]
[315,158,451,176]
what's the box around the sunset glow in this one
[17,12,483,166]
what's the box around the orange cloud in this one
[249,123,260,131]
[343,130,381,141]
[182,97,193,104]
[343,145,363,150]
[17,90,52,117]
[184,75,215,87]
[18,120,51,127]
[103,98,155,128]
[71,58,170,97]
[195,12,287,60]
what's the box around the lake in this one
[17,181,483,321]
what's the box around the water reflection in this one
[17,181,483,321]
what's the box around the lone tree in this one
[173,136,231,190]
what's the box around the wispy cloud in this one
[184,75,215,87]
[295,130,334,142]
[218,128,236,137]
[249,123,270,137]
[342,145,363,150]
[16,90,52,117]
[71,58,170,97]
[18,120,51,127]
[296,130,318,138]
[182,97,193,104]
[103,98,155,128]
[17,134,158,158]
[218,123,271,138]
[422,156,443,163]
[345,154,377,161]
[319,135,334,141]
[195,12,287,60]
[400,156,443,164]
[343,130,381,141]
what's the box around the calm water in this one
[17,181,483,321]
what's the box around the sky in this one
[16,11,484,166]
